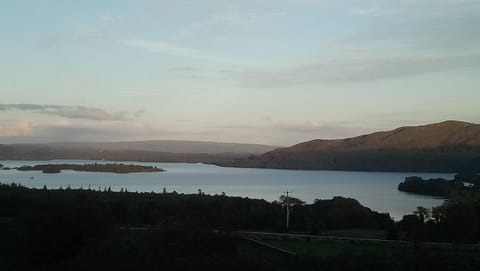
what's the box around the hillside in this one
[0,140,278,163]
[281,121,480,152]
[39,140,277,154]
[220,121,480,172]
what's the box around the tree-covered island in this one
[16,163,165,174]
[398,174,480,197]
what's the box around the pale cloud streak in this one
[119,38,247,64]
[0,120,35,137]
[169,10,286,44]
[39,13,126,48]
[212,121,366,140]
[350,8,376,15]
[350,8,385,16]
[233,53,480,87]
[0,104,142,121]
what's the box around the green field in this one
[318,229,387,239]
[265,239,399,257]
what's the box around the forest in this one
[1,183,480,270]
[223,146,480,173]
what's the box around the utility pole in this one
[284,191,291,231]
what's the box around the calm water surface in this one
[0,160,452,220]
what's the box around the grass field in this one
[265,239,400,257]
[237,238,480,270]
[317,229,387,239]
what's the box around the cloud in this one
[169,66,197,72]
[0,120,35,137]
[273,122,360,135]
[349,0,480,13]
[39,13,125,48]
[397,0,479,6]
[0,104,142,121]
[166,8,287,45]
[233,53,480,87]
[213,121,366,139]
[119,39,240,64]
[350,8,381,16]
[350,8,374,15]
[189,10,286,28]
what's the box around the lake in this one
[0,160,452,220]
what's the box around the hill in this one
[0,140,278,163]
[220,121,480,172]
[39,140,277,154]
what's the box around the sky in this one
[1,0,480,145]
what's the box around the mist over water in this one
[0,160,450,220]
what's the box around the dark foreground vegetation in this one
[397,193,480,244]
[396,174,480,244]
[16,163,164,174]
[1,184,480,270]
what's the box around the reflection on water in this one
[0,160,451,220]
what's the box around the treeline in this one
[397,174,480,243]
[399,192,480,244]
[223,145,480,173]
[0,183,394,269]
[2,184,480,270]
[0,183,392,233]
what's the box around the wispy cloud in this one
[272,122,361,136]
[213,121,366,139]
[397,0,479,7]
[0,120,35,137]
[350,8,382,16]
[188,10,286,29]
[119,38,243,64]
[39,14,125,48]
[167,8,287,45]
[0,104,142,121]
[169,66,197,72]
[233,53,480,87]
[351,8,373,15]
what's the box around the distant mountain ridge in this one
[38,140,278,154]
[220,121,480,172]
[0,140,278,163]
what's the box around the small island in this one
[0,164,11,170]
[398,174,479,197]
[17,163,165,174]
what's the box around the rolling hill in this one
[220,121,480,172]
[0,140,278,163]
